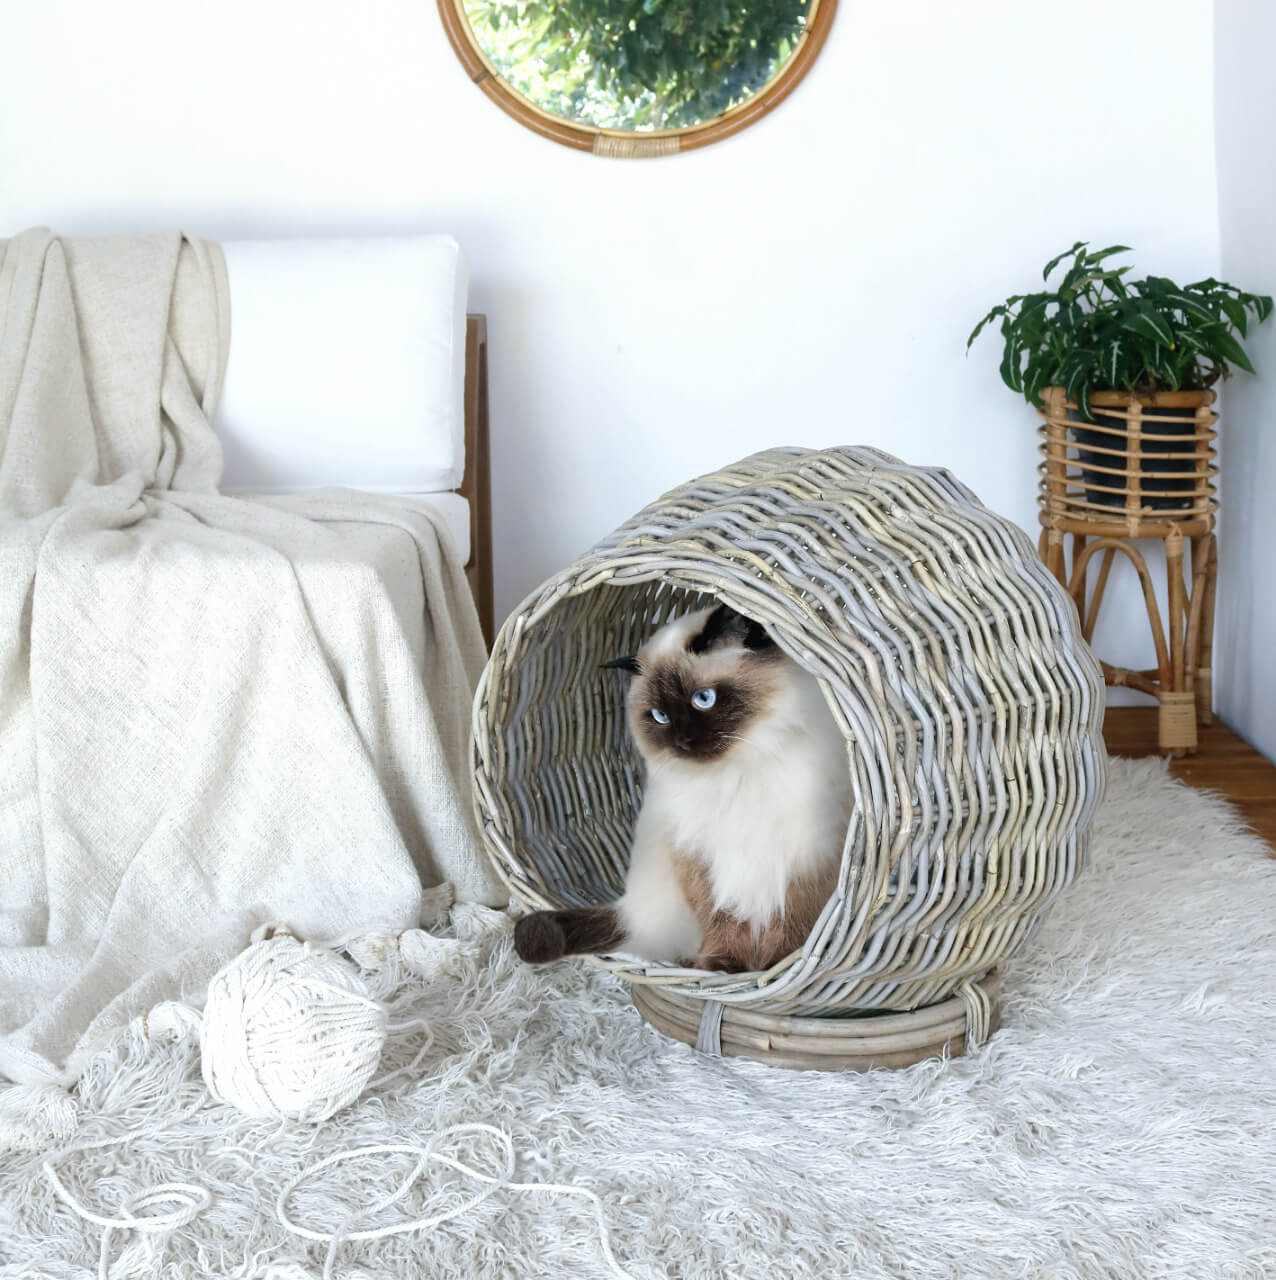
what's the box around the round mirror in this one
[439,0,836,156]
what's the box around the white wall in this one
[1214,0,1276,762]
[1,0,1219,676]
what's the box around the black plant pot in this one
[1067,399,1204,512]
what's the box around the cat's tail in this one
[514,906,625,964]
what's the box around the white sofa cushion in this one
[215,235,467,495]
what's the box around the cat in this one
[513,603,852,974]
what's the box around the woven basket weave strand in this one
[473,447,1107,1021]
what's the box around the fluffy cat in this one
[514,603,852,973]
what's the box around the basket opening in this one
[494,576,855,932]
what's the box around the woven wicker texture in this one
[473,447,1107,1018]
[1038,388,1218,537]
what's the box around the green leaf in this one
[1061,260,1092,292]
[1201,322,1256,374]
[966,305,1006,351]
[1153,350,1181,390]
[1057,351,1096,409]
[1056,297,1084,333]
[1016,294,1051,347]
[1023,361,1054,407]
[1076,382,1092,421]
[1043,242,1086,282]
[1158,290,1215,323]
[1101,338,1123,388]
[1089,244,1132,262]
[999,334,1024,393]
[1220,294,1248,337]
[1122,309,1174,347]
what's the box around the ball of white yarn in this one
[200,935,387,1124]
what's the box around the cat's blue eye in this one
[650,708,670,725]
[691,688,716,710]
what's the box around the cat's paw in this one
[514,911,568,964]
[696,951,747,974]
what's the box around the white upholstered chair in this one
[214,235,493,641]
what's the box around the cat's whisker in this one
[724,732,781,763]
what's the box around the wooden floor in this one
[1103,706,1276,853]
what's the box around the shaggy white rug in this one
[2,757,1274,1280]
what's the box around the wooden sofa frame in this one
[459,315,494,647]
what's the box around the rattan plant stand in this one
[474,447,1107,1070]
[1038,387,1219,755]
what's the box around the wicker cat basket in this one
[473,447,1107,1069]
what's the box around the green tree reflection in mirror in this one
[463,0,811,131]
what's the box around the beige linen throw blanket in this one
[0,229,502,1094]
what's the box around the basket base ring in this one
[631,971,1001,1072]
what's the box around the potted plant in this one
[968,242,1273,510]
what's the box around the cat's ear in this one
[690,603,775,655]
[600,655,641,675]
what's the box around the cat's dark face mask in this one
[633,663,759,763]
[603,605,782,764]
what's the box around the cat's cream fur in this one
[618,607,852,965]
[513,603,853,973]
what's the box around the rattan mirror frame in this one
[438,0,837,157]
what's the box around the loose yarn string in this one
[42,1158,210,1280]
[43,929,636,1279]
[275,1124,635,1280]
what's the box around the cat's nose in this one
[675,734,691,751]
